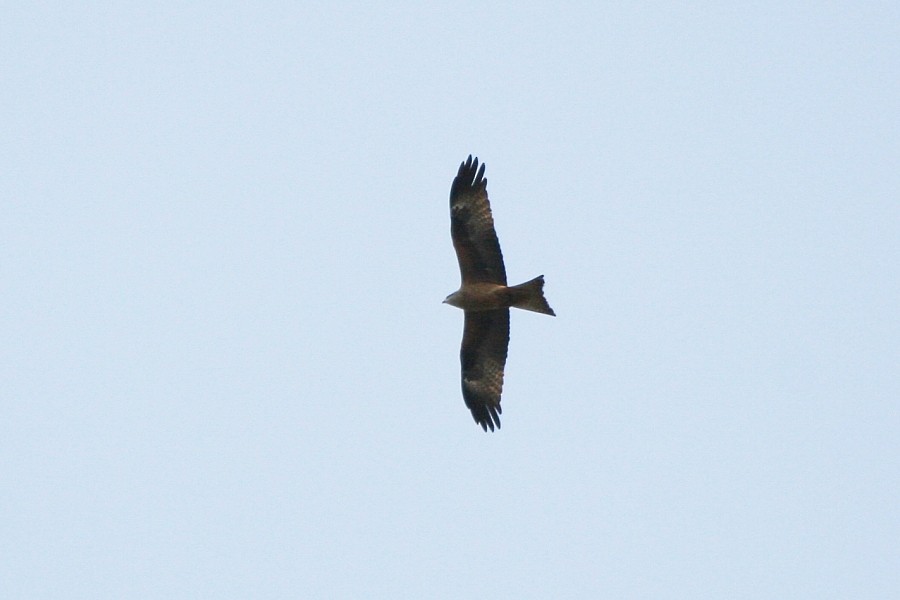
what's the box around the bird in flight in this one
[444,155,555,431]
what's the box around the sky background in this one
[3,3,899,598]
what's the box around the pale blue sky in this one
[3,3,898,598]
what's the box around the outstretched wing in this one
[460,309,510,431]
[449,155,507,285]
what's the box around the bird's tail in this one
[509,275,556,316]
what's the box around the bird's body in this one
[444,155,555,431]
[444,279,553,314]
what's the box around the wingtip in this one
[462,154,481,169]
[473,409,501,432]
[474,405,501,432]
[478,419,499,433]
[455,155,487,190]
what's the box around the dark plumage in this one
[444,156,555,431]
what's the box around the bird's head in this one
[443,291,462,308]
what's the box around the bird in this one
[443,155,555,431]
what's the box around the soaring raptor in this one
[444,155,555,431]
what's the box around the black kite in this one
[443,155,555,431]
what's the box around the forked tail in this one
[509,275,556,316]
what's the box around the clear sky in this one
[3,3,898,598]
